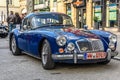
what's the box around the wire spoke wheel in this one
[42,43,49,65]
[10,35,21,55]
[11,36,16,53]
[41,40,55,70]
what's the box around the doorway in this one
[77,8,86,28]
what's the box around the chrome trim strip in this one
[52,54,84,60]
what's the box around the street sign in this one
[72,0,86,8]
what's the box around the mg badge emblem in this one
[81,47,88,51]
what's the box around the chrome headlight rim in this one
[56,36,67,46]
[67,42,75,51]
[109,34,117,43]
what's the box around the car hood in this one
[38,26,99,40]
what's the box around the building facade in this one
[49,0,119,29]
[50,0,92,28]
[0,0,27,22]
[1,0,118,28]
[19,0,27,14]
[93,0,119,28]
[0,0,20,22]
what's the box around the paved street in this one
[0,34,120,80]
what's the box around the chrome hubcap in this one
[12,37,16,53]
[42,43,49,65]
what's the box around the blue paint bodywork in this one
[9,12,117,63]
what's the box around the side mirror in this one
[23,25,27,30]
[83,25,88,30]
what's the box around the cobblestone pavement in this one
[0,34,120,80]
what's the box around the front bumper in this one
[52,49,118,63]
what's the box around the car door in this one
[26,16,43,57]
[17,18,28,52]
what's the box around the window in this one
[22,18,28,30]
[34,0,39,5]
[53,0,57,2]
[66,3,71,17]
[8,0,12,5]
[94,1,102,6]
[39,0,44,4]
[31,14,73,29]
[34,0,45,5]
[109,0,119,3]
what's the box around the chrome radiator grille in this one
[76,39,104,52]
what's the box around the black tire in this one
[41,40,55,70]
[1,34,8,38]
[10,35,21,55]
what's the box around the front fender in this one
[89,30,117,51]
[9,29,20,49]
[40,33,60,54]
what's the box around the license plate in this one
[85,52,106,60]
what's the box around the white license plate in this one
[85,52,106,60]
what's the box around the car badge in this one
[81,47,88,51]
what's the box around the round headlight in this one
[67,43,75,51]
[109,35,117,43]
[56,36,66,46]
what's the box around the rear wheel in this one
[10,35,21,55]
[41,40,55,70]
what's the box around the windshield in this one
[31,13,73,28]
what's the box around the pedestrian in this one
[20,14,25,20]
[7,11,14,32]
[13,12,22,29]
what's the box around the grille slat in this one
[76,39,104,52]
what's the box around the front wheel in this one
[10,35,21,55]
[41,40,55,70]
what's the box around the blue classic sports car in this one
[9,12,118,70]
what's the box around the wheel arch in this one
[38,37,46,58]
[38,36,57,58]
[9,32,14,50]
